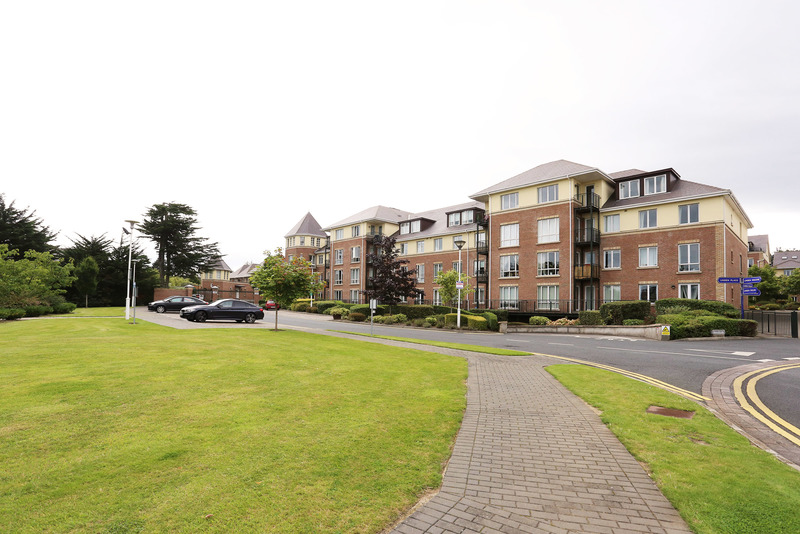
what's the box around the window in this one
[448,212,461,226]
[501,192,518,210]
[334,270,343,285]
[350,289,360,302]
[500,254,519,277]
[369,225,383,236]
[538,184,558,203]
[335,229,344,240]
[604,249,621,269]
[537,285,559,310]
[500,286,519,309]
[416,264,425,283]
[476,231,486,248]
[679,284,700,299]
[299,237,305,246]
[537,217,559,243]
[433,289,441,305]
[351,246,361,262]
[350,268,360,284]
[679,203,699,224]
[434,238,443,251]
[351,225,360,237]
[416,241,424,254]
[785,269,795,276]
[604,284,621,303]
[620,180,640,199]
[411,220,420,233]
[500,224,519,247]
[639,209,657,229]
[474,258,486,275]
[537,251,559,276]
[433,263,443,278]
[748,258,755,268]
[639,246,658,267]
[475,287,485,305]
[318,255,324,265]
[399,243,408,255]
[462,210,474,224]
[639,284,658,302]
[644,174,666,195]
[604,214,620,233]
[334,249,344,265]
[452,235,464,250]
[334,290,342,300]
[679,243,700,271]
[400,222,410,235]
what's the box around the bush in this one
[24,305,53,317]
[348,312,366,322]
[425,317,437,327]
[760,303,781,311]
[659,314,758,339]
[785,302,800,310]
[467,315,488,330]
[412,318,425,327]
[291,302,309,312]
[482,309,509,322]
[392,304,435,319]
[578,311,603,325]
[529,316,550,325]
[433,314,446,327]
[52,302,77,314]
[393,313,408,323]
[481,311,499,331]
[306,306,318,314]
[444,313,458,326]
[623,319,645,326]
[655,298,739,318]
[550,318,577,326]
[0,308,26,320]
[372,315,385,324]
[433,305,454,315]
[317,301,341,314]
[328,306,350,318]
[600,301,651,325]
[659,305,692,315]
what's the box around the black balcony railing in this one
[477,299,604,313]
[574,192,601,210]
[475,272,488,284]
[574,227,601,245]
[476,213,489,227]
[476,240,489,255]
[574,264,600,280]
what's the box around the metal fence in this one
[743,310,799,338]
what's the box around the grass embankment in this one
[0,320,466,533]
[332,331,530,356]
[548,365,800,534]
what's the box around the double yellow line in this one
[733,363,800,447]
[536,353,709,402]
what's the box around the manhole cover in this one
[646,405,695,419]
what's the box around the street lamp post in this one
[454,238,466,329]
[124,220,139,320]
[132,259,139,324]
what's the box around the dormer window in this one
[448,212,461,226]
[400,222,410,235]
[644,174,666,195]
[620,180,640,199]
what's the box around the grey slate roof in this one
[774,251,800,270]
[209,258,232,272]
[231,262,259,280]
[322,205,413,231]
[749,234,770,253]
[601,179,729,210]
[470,159,609,199]
[396,200,485,242]
[608,169,647,179]
[284,212,327,238]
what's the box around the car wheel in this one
[244,313,256,324]
[156,305,166,313]
[195,311,207,323]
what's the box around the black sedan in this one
[148,296,207,313]
[179,299,265,324]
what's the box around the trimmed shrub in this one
[578,311,603,325]
[425,317,437,327]
[349,312,366,322]
[52,302,77,314]
[328,306,350,318]
[623,319,645,326]
[760,303,781,311]
[412,318,425,327]
[600,301,651,325]
[529,316,550,325]
[291,302,309,312]
[0,308,26,320]
[655,298,739,318]
[467,315,488,330]
[433,314,446,327]
[306,306,318,314]
[659,314,758,339]
[481,311,499,331]
[444,313,458,326]
[392,304,435,319]
[317,301,341,314]
[24,305,53,317]
[433,305,454,315]
[550,318,577,326]
[393,313,408,323]
[479,309,509,322]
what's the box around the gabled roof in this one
[396,201,485,242]
[231,262,259,279]
[208,258,232,272]
[470,159,613,200]
[285,212,326,238]
[322,205,413,231]
[774,251,800,270]
[602,179,728,209]
[609,169,648,179]
[748,234,770,254]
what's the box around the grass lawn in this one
[54,306,127,317]
[1,319,467,533]
[548,365,800,534]
[332,331,530,356]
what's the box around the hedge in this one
[481,311,499,331]
[348,312,366,322]
[388,304,434,319]
[350,304,389,316]
[24,305,53,317]
[472,308,509,322]
[655,298,739,318]
[467,315,488,330]
[52,302,77,314]
[0,308,26,320]
[599,301,651,325]
[657,314,758,339]
[578,310,603,325]
[529,316,549,325]
[316,301,342,313]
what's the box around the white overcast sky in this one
[2,1,798,270]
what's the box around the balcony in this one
[476,240,489,255]
[475,271,488,284]
[477,213,489,228]
[574,264,600,280]
[574,192,601,212]
[574,227,600,246]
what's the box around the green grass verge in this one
[331,330,530,356]
[53,306,127,317]
[547,364,800,534]
[1,320,467,533]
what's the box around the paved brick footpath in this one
[389,352,691,534]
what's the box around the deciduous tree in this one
[0,245,76,308]
[74,256,99,308]
[434,269,473,312]
[363,234,422,310]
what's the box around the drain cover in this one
[646,405,695,419]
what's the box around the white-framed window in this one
[620,180,640,199]
[350,289,360,302]
[452,235,464,249]
[334,269,343,285]
[433,289,441,305]
[412,220,420,233]
[644,174,666,195]
[604,249,621,269]
[784,269,795,276]
[434,238,443,251]
[400,222,410,235]
[399,243,408,255]
[679,284,700,299]
[462,210,474,224]
[604,214,620,233]
[299,236,305,246]
[499,286,519,309]
[475,287,485,305]
[334,249,344,265]
[474,258,486,275]
[416,264,425,283]
[603,284,621,303]
[350,268,360,284]
[537,184,557,203]
[679,243,700,272]
[679,203,699,224]
[500,223,519,247]
[452,261,462,273]
[351,225,360,237]
[351,246,361,262]
[416,241,425,254]
[537,251,559,276]
[501,192,518,210]
[334,229,344,240]
[537,217,559,243]
[476,231,486,248]
[748,258,755,268]
[639,209,657,229]
[639,246,658,267]
[448,212,461,226]
[537,285,559,310]
[333,290,342,300]
[639,284,658,302]
[317,255,324,265]
[500,254,519,278]
[433,263,443,278]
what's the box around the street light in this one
[131,259,140,325]
[454,238,466,328]
[124,219,139,320]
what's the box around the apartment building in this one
[748,234,771,269]
[283,159,754,311]
[774,250,800,277]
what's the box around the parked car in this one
[262,300,280,310]
[180,299,265,324]
[148,296,207,313]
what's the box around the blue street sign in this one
[742,287,761,296]
[743,276,762,284]
[743,283,754,288]
[718,277,741,284]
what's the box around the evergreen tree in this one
[0,194,57,254]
